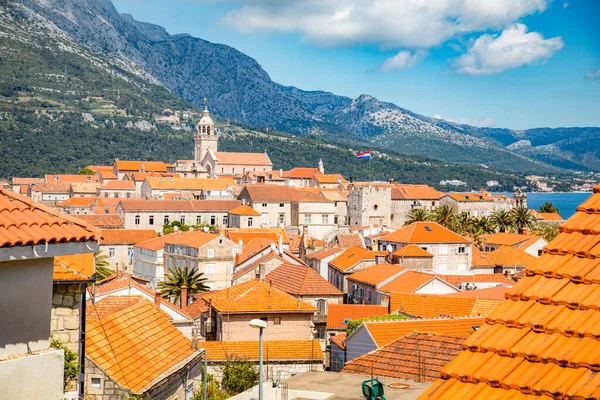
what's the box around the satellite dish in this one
[239,240,244,246]
[174,226,179,232]
[386,244,393,253]
[270,243,276,251]
[203,226,209,233]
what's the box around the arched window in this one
[374,205,378,211]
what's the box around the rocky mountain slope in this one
[7,0,597,173]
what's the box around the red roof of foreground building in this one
[53,253,95,281]
[266,263,342,296]
[326,304,389,330]
[342,333,464,382]
[419,184,600,400]
[0,188,99,247]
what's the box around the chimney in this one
[278,234,283,252]
[389,178,394,184]
[154,291,161,307]
[258,263,266,281]
[181,285,188,308]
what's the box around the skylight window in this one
[425,226,432,232]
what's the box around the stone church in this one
[170,103,272,178]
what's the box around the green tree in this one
[430,205,456,228]
[77,167,95,175]
[163,220,191,235]
[193,374,229,400]
[471,216,496,235]
[50,337,79,391]
[404,208,430,226]
[220,355,259,395]
[95,253,113,280]
[158,266,210,307]
[540,202,559,214]
[531,223,560,243]
[452,212,474,236]
[511,206,536,234]
[490,210,513,233]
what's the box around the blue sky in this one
[113,0,600,129]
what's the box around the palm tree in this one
[511,206,536,234]
[95,253,113,281]
[430,205,455,228]
[452,212,473,235]
[404,208,430,226]
[472,216,496,235]
[158,266,210,307]
[490,210,513,233]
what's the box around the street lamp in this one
[249,319,267,400]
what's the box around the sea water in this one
[493,192,592,219]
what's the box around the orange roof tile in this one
[241,185,301,202]
[45,174,99,183]
[380,222,469,244]
[483,232,541,247]
[144,177,232,190]
[445,192,494,202]
[86,298,199,394]
[86,295,144,320]
[283,168,321,179]
[224,228,290,245]
[330,332,347,350]
[118,199,240,211]
[536,212,564,221]
[306,247,343,261]
[70,183,101,194]
[347,263,406,286]
[314,174,347,184]
[393,244,434,257]
[342,333,464,382]
[485,245,537,267]
[0,188,99,247]
[114,160,168,172]
[184,296,209,319]
[391,184,443,200]
[335,233,364,248]
[471,247,495,268]
[134,232,182,251]
[326,304,389,330]
[100,180,136,190]
[92,205,118,215]
[235,237,274,264]
[379,270,440,294]
[419,183,600,400]
[12,177,43,185]
[363,316,485,347]
[201,340,323,361]
[100,229,156,245]
[164,230,222,248]
[228,205,261,216]
[214,152,272,166]
[28,182,71,193]
[99,171,118,180]
[200,279,317,314]
[438,273,514,287]
[443,286,508,301]
[57,197,104,207]
[86,165,113,173]
[328,246,376,272]
[266,263,342,296]
[76,214,123,229]
[53,253,95,281]
[93,273,154,297]
[389,293,500,318]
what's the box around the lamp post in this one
[249,319,267,400]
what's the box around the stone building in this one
[85,297,203,399]
[347,184,392,228]
[28,181,71,205]
[163,230,242,290]
[305,247,345,279]
[98,229,157,272]
[133,232,181,288]
[227,204,261,228]
[390,184,443,228]
[328,246,377,295]
[346,263,407,305]
[439,191,513,217]
[140,176,234,200]
[391,244,434,270]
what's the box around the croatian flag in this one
[356,151,371,159]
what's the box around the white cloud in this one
[452,23,564,75]
[563,2,569,8]
[221,0,550,49]
[436,114,495,127]
[585,67,600,80]
[380,50,427,71]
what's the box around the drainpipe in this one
[78,278,94,399]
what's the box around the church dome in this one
[198,109,214,127]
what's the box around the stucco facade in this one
[328,259,377,294]
[133,246,165,288]
[208,312,315,342]
[291,200,337,240]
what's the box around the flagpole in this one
[368,149,371,182]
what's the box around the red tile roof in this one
[391,184,443,200]
[200,279,317,314]
[485,245,537,267]
[379,270,441,294]
[100,229,156,245]
[86,295,144,320]
[225,228,290,245]
[329,246,376,272]
[342,333,464,382]
[118,199,241,211]
[235,237,274,264]
[201,340,323,361]
[419,183,600,400]
[445,192,494,202]
[164,230,221,248]
[536,212,564,221]
[266,263,342,296]
[336,233,364,248]
[86,298,199,394]
[0,188,99,247]
[443,286,508,301]
[76,214,124,229]
[53,253,95,281]
[306,247,343,261]
[28,182,71,193]
[313,174,347,184]
[134,232,182,251]
[393,244,434,258]
[470,247,495,268]
[330,332,347,350]
[347,263,406,286]
[326,304,389,330]
[114,160,168,172]
[228,205,261,216]
[45,174,99,183]
[380,222,469,244]
[438,273,514,287]
[214,152,272,166]
[56,197,103,207]
[283,168,321,179]
[390,293,501,318]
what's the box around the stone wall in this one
[218,313,314,342]
[347,186,392,228]
[51,283,83,352]
[84,357,129,400]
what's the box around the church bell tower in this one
[194,98,218,162]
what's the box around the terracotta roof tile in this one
[380,222,469,244]
[419,184,600,400]
[393,244,434,258]
[235,237,274,263]
[100,229,156,245]
[391,184,443,200]
[76,214,124,229]
[201,340,323,361]
[438,273,514,287]
[266,263,342,296]
[114,160,168,172]
[389,293,501,318]
[29,182,71,193]
[328,246,375,272]
[164,230,221,248]
[314,174,347,184]
[200,279,317,314]
[0,188,99,247]
[363,316,485,347]
[86,295,144,320]
[347,263,406,286]
[86,298,198,394]
[306,247,343,261]
[379,270,440,294]
[283,168,321,179]
[144,177,232,190]
[224,228,290,245]
[214,152,272,166]
[445,192,494,202]
[330,332,346,350]
[70,183,101,193]
[336,233,364,248]
[100,180,136,190]
[241,185,301,202]
[483,232,542,247]
[443,286,508,301]
[56,197,103,207]
[228,205,261,216]
[53,253,95,281]
[470,247,495,268]
[485,245,537,268]
[184,297,209,319]
[91,205,118,215]
[342,333,464,382]
[326,304,389,330]
[118,199,241,211]
[536,212,564,221]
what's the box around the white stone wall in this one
[390,199,439,229]
[99,244,132,272]
[347,186,392,227]
[120,209,231,233]
[51,283,83,352]
[292,201,337,240]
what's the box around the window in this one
[176,259,181,267]
[262,203,268,207]
[205,263,215,275]
[248,217,253,227]
[149,215,154,226]
[168,258,173,268]
[278,213,285,225]
[182,259,187,268]
[126,192,131,198]
[222,216,228,226]
[210,215,216,225]
[322,214,328,224]
[274,317,281,325]
[315,299,326,314]
[180,215,186,224]
[368,290,372,302]
[279,203,284,207]
[164,215,169,225]
[108,248,115,260]
[334,216,339,225]
[207,248,214,258]
[305,214,312,224]
[219,238,223,246]
[128,247,134,259]
[91,378,101,389]
[457,246,466,254]
[196,216,202,225]
[261,213,268,225]
[439,245,448,255]
[134,215,140,225]
[374,204,378,211]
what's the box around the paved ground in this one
[287,371,431,400]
